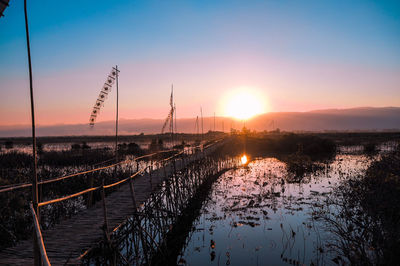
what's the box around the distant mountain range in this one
[1,107,399,137]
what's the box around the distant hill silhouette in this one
[0,107,399,137]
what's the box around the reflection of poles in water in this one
[280,223,309,265]
[24,1,40,264]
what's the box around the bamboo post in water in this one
[86,170,95,208]
[149,165,153,190]
[128,175,137,210]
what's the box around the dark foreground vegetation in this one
[317,148,400,265]
[0,141,153,250]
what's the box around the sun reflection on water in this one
[241,154,248,165]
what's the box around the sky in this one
[0,0,399,126]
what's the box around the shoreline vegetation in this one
[316,149,400,265]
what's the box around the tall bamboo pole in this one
[213,112,215,132]
[171,84,174,145]
[200,107,204,140]
[174,103,177,134]
[24,1,40,265]
[115,65,119,163]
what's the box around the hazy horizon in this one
[1,106,399,137]
[1,105,399,127]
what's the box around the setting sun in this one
[223,90,266,120]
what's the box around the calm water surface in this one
[179,154,373,266]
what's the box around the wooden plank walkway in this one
[0,144,218,265]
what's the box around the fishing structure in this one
[161,85,176,138]
[89,67,119,127]
[89,66,120,162]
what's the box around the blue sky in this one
[0,0,399,125]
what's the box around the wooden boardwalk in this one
[0,145,217,265]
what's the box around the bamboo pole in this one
[200,107,204,141]
[128,175,137,210]
[23,1,40,264]
[101,180,109,240]
[149,165,153,190]
[114,65,119,196]
[86,169,95,208]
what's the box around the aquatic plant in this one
[315,151,400,265]
[363,142,377,154]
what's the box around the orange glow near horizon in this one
[222,89,267,120]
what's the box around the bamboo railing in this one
[30,203,51,266]
[3,139,224,265]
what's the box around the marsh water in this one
[178,153,375,265]
[1,138,397,264]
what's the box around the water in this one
[179,154,373,265]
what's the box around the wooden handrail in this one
[103,168,146,189]
[30,202,51,266]
[30,139,222,263]
[0,149,178,193]
[38,187,100,207]
[8,141,222,207]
